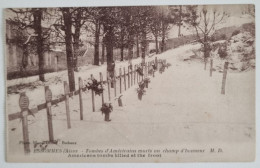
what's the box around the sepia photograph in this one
[4,3,256,162]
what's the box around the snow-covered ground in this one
[7,43,255,162]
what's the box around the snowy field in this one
[6,43,255,162]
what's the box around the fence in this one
[8,57,166,154]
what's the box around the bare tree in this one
[87,8,104,66]
[72,8,88,70]
[52,7,87,91]
[115,7,128,62]
[160,14,173,52]
[8,8,50,81]
[149,6,174,53]
[150,7,162,54]
[135,6,153,65]
[169,5,194,37]
[60,7,77,91]
[99,7,119,78]
[159,6,175,52]
[190,5,228,69]
[119,7,138,66]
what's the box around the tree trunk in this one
[178,25,181,37]
[33,9,45,82]
[161,22,166,52]
[101,38,105,64]
[125,13,134,65]
[204,57,207,70]
[106,40,113,66]
[161,37,165,52]
[141,31,147,64]
[120,46,124,61]
[104,25,114,77]
[178,5,182,37]
[128,34,134,67]
[155,34,159,54]
[120,27,125,61]
[73,10,82,71]
[203,41,210,70]
[62,8,76,92]
[136,34,139,57]
[22,43,29,70]
[73,26,80,71]
[73,41,79,71]
[94,21,101,65]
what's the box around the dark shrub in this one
[218,42,228,59]
[210,35,216,42]
[242,22,255,36]
[149,49,156,54]
[231,30,240,37]
[220,34,227,40]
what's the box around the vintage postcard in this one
[5,4,255,162]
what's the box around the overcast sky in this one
[169,4,255,38]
